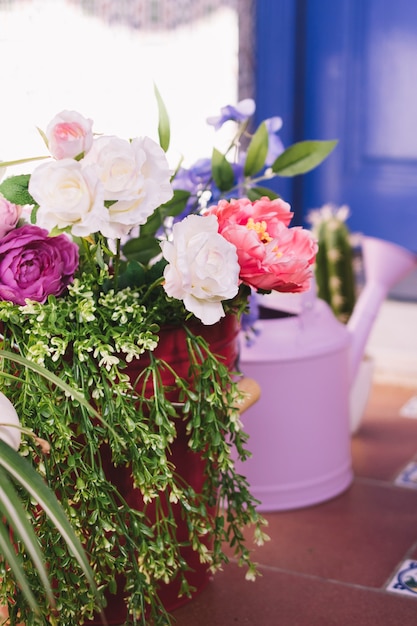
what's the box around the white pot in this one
[0,391,21,450]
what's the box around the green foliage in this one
[0,272,267,625]
[154,82,170,152]
[211,147,235,191]
[246,186,279,201]
[271,139,338,177]
[243,122,269,176]
[0,174,36,206]
[0,439,102,621]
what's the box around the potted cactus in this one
[307,203,357,323]
[307,203,374,433]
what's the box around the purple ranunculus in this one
[206,99,256,131]
[0,224,79,305]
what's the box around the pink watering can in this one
[236,236,417,511]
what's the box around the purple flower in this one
[264,117,285,166]
[241,292,261,347]
[206,99,256,131]
[172,159,246,218]
[173,158,213,193]
[0,224,79,305]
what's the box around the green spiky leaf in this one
[0,440,98,602]
[0,466,49,613]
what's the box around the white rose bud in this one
[46,110,94,160]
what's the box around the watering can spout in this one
[348,236,417,384]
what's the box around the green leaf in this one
[0,155,49,169]
[271,139,338,177]
[154,83,170,152]
[140,190,190,238]
[211,148,235,192]
[0,441,99,603]
[0,350,120,441]
[123,235,163,265]
[113,260,146,290]
[0,174,36,206]
[246,186,279,201]
[0,468,46,613]
[244,122,268,176]
[161,189,191,218]
[36,126,49,150]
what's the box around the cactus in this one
[308,204,357,323]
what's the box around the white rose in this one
[161,214,240,325]
[0,391,21,450]
[29,158,108,237]
[83,135,173,238]
[46,110,94,160]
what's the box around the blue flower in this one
[206,98,256,131]
[264,116,285,166]
[241,292,262,347]
[172,159,245,218]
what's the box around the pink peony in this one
[206,196,317,293]
[0,196,21,238]
[0,225,79,305]
[46,110,94,160]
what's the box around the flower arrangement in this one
[0,90,336,625]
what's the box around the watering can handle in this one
[233,377,261,414]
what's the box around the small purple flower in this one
[241,292,261,347]
[173,158,213,194]
[264,117,285,166]
[0,224,79,305]
[172,159,213,217]
[173,159,246,217]
[206,99,256,131]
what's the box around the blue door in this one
[256,0,417,253]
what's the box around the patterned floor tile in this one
[386,560,417,597]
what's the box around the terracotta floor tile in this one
[171,382,417,625]
[407,546,417,560]
[352,417,417,481]
[352,384,417,481]
[172,563,417,626]
[361,384,416,422]
[223,479,417,589]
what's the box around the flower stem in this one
[113,239,121,292]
